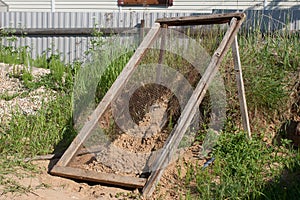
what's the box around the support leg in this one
[231,35,251,139]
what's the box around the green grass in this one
[0,95,76,193]
[0,95,75,156]
[239,31,300,114]
[0,37,78,193]
[95,50,133,102]
[183,131,300,200]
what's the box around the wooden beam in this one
[53,23,161,168]
[142,17,244,198]
[0,26,243,38]
[139,19,145,44]
[51,166,147,188]
[156,24,168,83]
[231,35,251,139]
[156,13,246,26]
[0,28,139,37]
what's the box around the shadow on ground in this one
[255,156,300,199]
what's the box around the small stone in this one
[133,188,139,194]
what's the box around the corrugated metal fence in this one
[0,11,193,63]
[0,9,299,64]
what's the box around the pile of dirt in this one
[70,99,171,176]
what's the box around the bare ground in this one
[0,144,205,200]
[0,160,135,200]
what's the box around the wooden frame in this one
[50,13,250,198]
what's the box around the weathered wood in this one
[231,35,252,139]
[1,26,243,38]
[0,28,137,37]
[156,24,168,83]
[50,166,147,188]
[142,17,245,198]
[156,13,246,26]
[53,23,161,168]
[139,19,145,44]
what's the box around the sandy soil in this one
[0,143,205,200]
[0,160,137,200]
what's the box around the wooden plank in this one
[156,12,246,26]
[50,166,147,188]
[231,35,252,139]
[53,23,161,168]
[142,17,245,198]
[1,28,138,37]
[156,24,167,83]
[139,19,145,44]
[2,26,245,38]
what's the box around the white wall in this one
[0,0,8,11]
[2,0,300,12]
[4,0,51,12]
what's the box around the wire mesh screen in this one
[69,24,226,177]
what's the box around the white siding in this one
[0,0,8,11]
[2,0,300,12]
[4,0,51,12]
